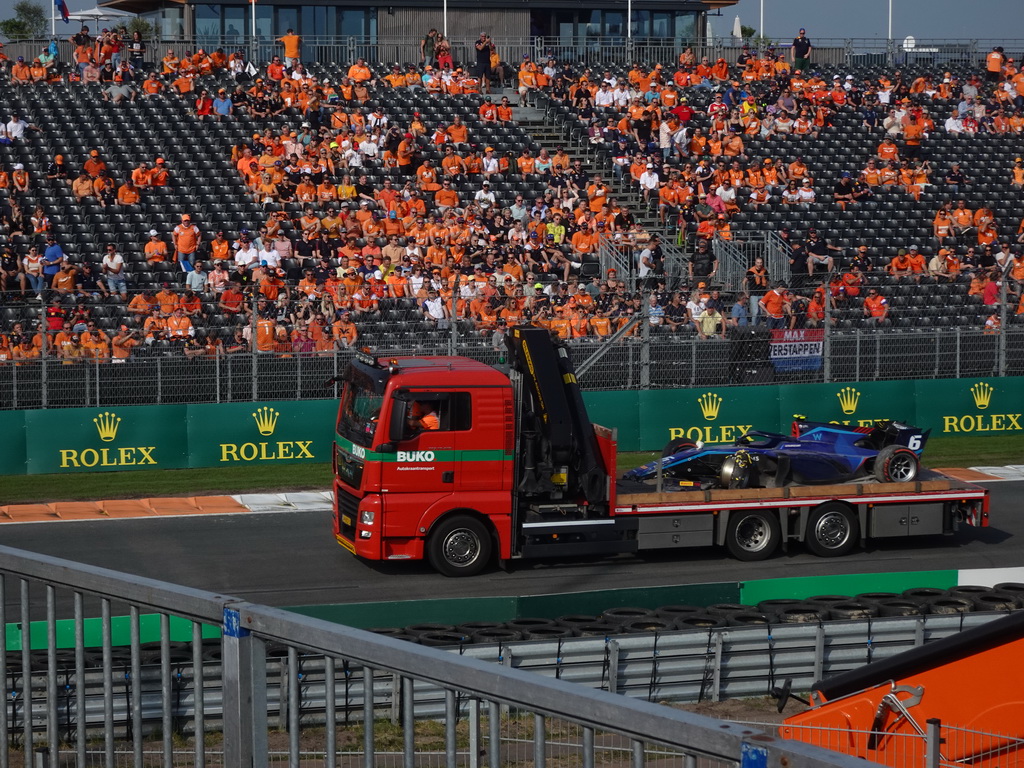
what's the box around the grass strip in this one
[2,435,1019,505]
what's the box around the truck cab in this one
[334,328,618,576]
[333,351,517,574]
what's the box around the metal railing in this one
[13,610,1002,733]
[4,35,1023,72]
[1,324,1020,407]
[0,543,882,768]
[713,232,789,294]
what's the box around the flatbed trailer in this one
[332,328,989,575]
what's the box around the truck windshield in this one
[337,370,385,448]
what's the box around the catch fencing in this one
[1,321,1020,408]
[0,543,882,768]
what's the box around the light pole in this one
[888,0,892,42]
[760,0,764,40]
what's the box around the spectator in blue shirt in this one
[212,89,234,121]
[730,292,750,327]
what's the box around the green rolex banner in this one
[916,377,1023,436]
[3,378,1024,475]
[0,410,27,475]
[24,405,188,474]
[187,401,336,467]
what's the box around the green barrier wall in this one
[2,376,1021,474]
[289,583,740,630]
[0,570,978,650]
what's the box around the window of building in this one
[195,3,220,38]
[276,7,299,36]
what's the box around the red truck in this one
[332,327,989,576]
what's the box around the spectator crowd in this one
[1,29,1024,364]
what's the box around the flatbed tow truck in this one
[332,327,989,576]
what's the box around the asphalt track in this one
[2,479,1020,617]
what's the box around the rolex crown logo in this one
[698,392,723,421]
[971,382,994,410]
[252,406,280,436]
[93,411,122,442]
[836,386,861,415]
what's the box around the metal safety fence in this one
[0,543,883,768]
[0,323,1020,408]
[3,35,1024,74]
[8,610,1000,733]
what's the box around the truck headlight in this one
[360,509,375,525]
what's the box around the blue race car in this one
[623,418,928,489]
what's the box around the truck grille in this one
[336,488,360,541]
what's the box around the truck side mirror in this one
[389,401,408,443]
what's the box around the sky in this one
[711,0,1024,44]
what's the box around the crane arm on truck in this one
[504,326,608,504]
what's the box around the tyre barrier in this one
[362,584,1024,646]
[556,614,600,629]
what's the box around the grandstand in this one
[0,35,1022,403]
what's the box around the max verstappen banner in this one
[770,328,824,372]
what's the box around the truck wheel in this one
[725,510,780,561]
[662,438,697,457]
[873,445,919,482]
[805,502,859,557]
[427,515,492,577]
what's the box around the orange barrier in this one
[933,467,1002,481]
[0,496,248,523]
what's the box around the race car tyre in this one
[873,445,920,482]
[720,454,753,489]
[662,438,697,457]
[805,502,860,557]
[724,510,781,561]
[427,515,492,577]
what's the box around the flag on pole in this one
[55,0,70,23]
